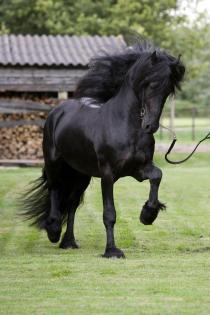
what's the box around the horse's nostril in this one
[145,124,150,130]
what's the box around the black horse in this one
[22,41,185,258]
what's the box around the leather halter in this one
[140,89,146,119]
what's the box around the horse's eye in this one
[150,82,159,89]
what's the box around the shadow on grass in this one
[178,246,210,254]
[191,246,210,253]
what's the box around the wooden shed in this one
[0,35,126,164]
[0,34,126,94]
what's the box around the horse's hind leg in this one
[133,164,166,225]
[59,174,91,249]
[46,188,62,243]
[44,159,78,243]
[44,160,69,243]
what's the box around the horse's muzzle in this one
[142,122,159,134]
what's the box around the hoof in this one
[46,229,61,243]
[59,238,79,249]
[102,247,125,259]
[45,218,62,243]
[140,201,166,225]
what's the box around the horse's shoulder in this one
[58,99,81,111]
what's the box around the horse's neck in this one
[110,83,140,123]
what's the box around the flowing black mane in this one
[74,40,185,103]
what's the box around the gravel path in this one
[156,143,210,153]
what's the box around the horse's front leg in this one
[100,164,125,258]
[134,164,166,225]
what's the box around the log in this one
[0,99,52,113]
[0,119,45,128]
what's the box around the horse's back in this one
[44,99,101,176]
[48,99,81,121]
[43,100,80,161]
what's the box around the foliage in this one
[0,0,179,42]
[171,15,210,107]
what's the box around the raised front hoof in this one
[59,238,79,249]
[140,201,166,225]
[102,247,125,259]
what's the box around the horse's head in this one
[129,50,185,134]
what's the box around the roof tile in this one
[0,35,126,67]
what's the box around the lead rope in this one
[161,124,210,164]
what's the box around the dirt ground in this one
[156,143,210,153]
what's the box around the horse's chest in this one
[114,148,148,175]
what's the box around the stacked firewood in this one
[0,112,46,160]
[0,96,59,161]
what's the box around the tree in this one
[0,0,181,44]
[170,14,210,107]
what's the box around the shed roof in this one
[0,34,126,67]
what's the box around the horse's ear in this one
[177,54,182,62]
[170,54,185,89]
[151,51,157,64]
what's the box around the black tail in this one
[20,168,51,229]
[20,164,87,230]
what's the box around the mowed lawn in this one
[0,154,210,315]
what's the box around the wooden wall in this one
[0,67,86,92]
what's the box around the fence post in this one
[169,96,175,139]
[159,121,163,140]
[58,91,68,100]
[191,107,196,141]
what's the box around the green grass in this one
[0,154,210,315]
[161,117,210,128]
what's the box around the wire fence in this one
[156,107,210,143]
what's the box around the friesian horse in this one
[22,41,185,258]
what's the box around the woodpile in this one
[0,113,46,160]
[0,95,59,161]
